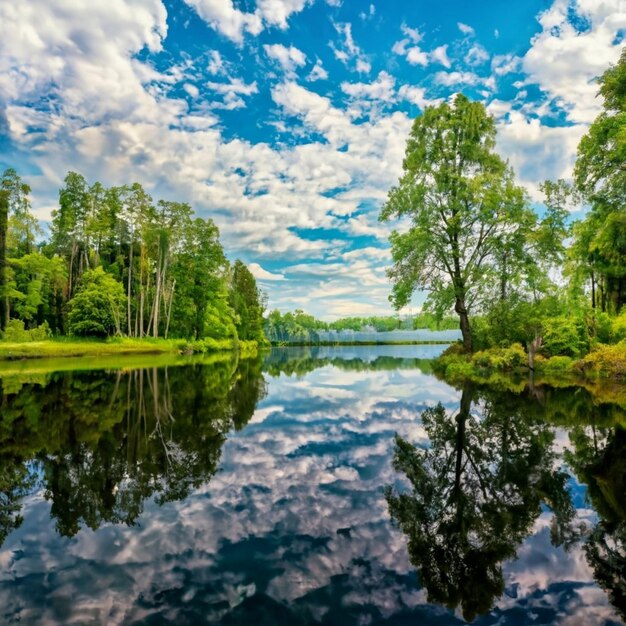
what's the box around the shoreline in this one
[0,338,261,361]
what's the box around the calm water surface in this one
[0,345,625,624]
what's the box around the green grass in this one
[0,337,259,361]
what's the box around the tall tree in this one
[380,94,530,352]
[52,172,91,297]
[0,189,8,331]
[229,260,266,343]
[171,217,229,339]
[1,168,40,258]
[574,48,626,313]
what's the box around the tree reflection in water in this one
[385,384,578,622]
[565,423,626,620]
[0,355,266,541]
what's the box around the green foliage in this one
[386,386,576,621]
[229,260,267,343]
[472,343,527,371]
[611,311,626,342]
[1,319,52,342]
[67,268,126,337]
[535,355,575,374]
[593,312,614,344]
[579,341,626,379]
[0,354,267,538]
[380,93,539,351]
[542,315,589,358]
[573,49,626,314]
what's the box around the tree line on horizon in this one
[0,170,265,343]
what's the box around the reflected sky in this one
[0,346,624,625]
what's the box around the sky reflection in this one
[0,346,623,624]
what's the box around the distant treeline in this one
[0,169,266,344]
[265,309,458,343]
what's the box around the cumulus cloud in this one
[264,43,308,75]
[183,0,313,43]
[522,0,626,123]
[307,58,329,81]
[248,262,287,281]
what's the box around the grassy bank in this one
[435,340,626,383]
[0,337,261,361]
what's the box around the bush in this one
[471,343,527,371]
[537,355,575,374]
[542,316,588,358]
[578,341,626,378]
[593,312,614,344]
[67,268,126,337]
[612,311,626,342]
[1,320,52,342]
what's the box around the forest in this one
[0,170,266,347]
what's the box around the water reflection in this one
[0,355,266,541]
[0,347,625,624]
[385,384,578,621]
[565,423,626,620]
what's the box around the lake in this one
[0,345,624,625]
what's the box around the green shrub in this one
[2,320,52,342]
[537,355,575,374]
[67,268,126,337]
[578,341,626,378]
[593,312,614,344]
[611,311,626,342]
[542,316,588,358]
[471,343,527,371]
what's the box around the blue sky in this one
[0,0,624,319]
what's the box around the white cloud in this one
[523,0,626,123]
[434,70,482,87]
[496,111,587,200]
[207,50,225,75]
[183,83,199,98]
[397,85,441,110]
[206,76,258,109]
[430,45,451,68]
[257,0,310,29]
[492,53,522,76]
[341,71,396,103]
[182,0,262,43]
[182,0,313,43]
[467,43,489,66]
[392,24,428,67]
[457,22,475,35]
[264,43,307,75]
[331,22,371,73]
[248,262,286,281]
[307,59,329,81]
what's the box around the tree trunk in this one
[591,271,596,309]
[455,297,473,352]
[527,334,543,371]
[127,236,133,337]
[164,279,175,339]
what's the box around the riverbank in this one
[0,337,261,361]
[434,341,626,383]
